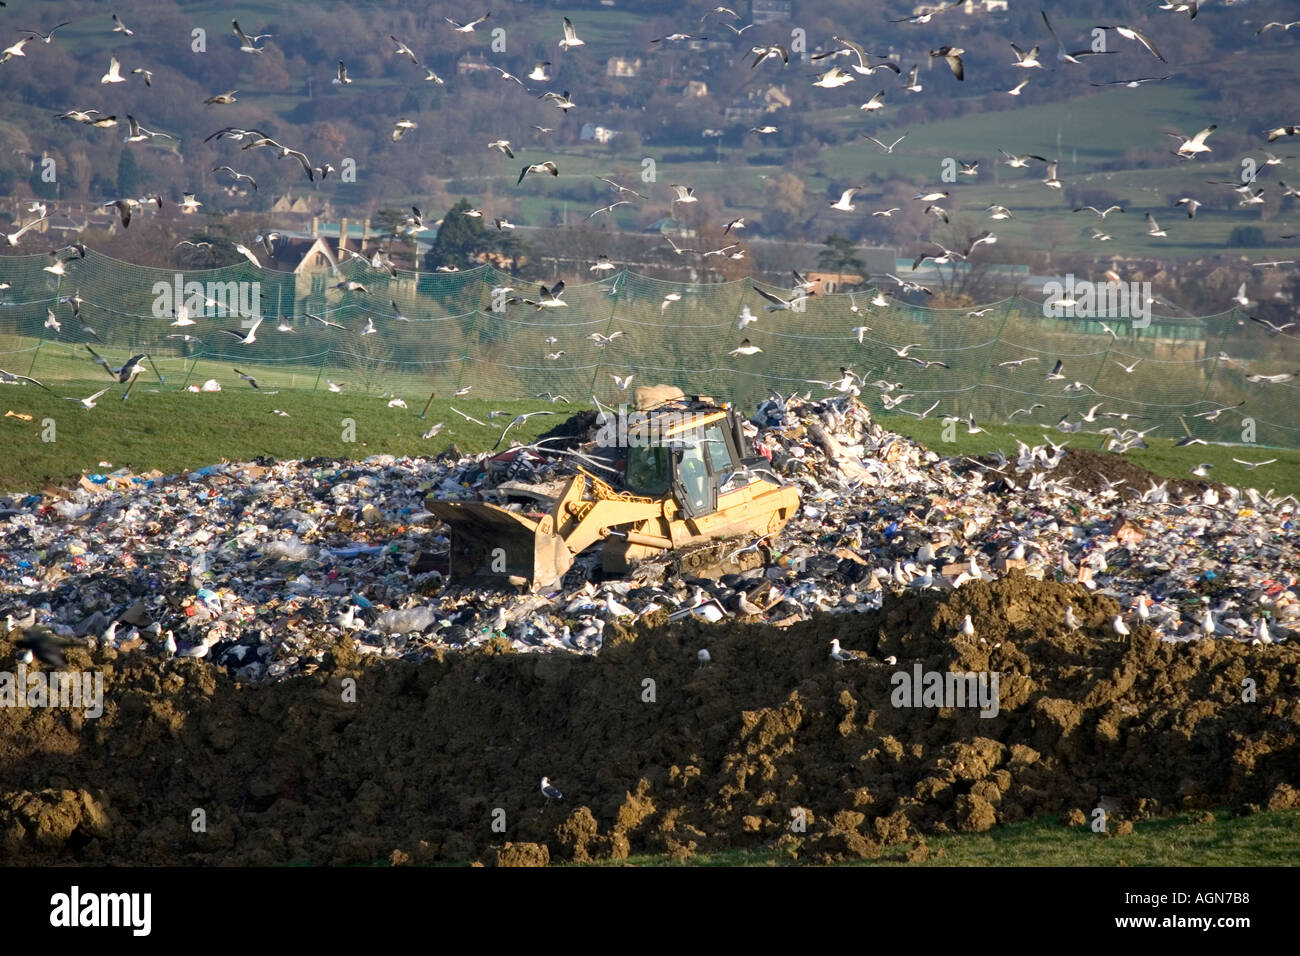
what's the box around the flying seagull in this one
[1168,125,1216,158]
[233,368,260,389]
[21,22,71,44]
[1096,24,1166,61]
[67,386,113,410]
[518,161,559,185]
[753,287,812,312]
[0,368,53,392]
[218,317,263,345]
[1041,10,1115,64]
[445,13,491,32]
[389,36,420,64]
[559,17,585,50]
[1,37,29,63]
[829,186,863,211]
[523,282,568,310]
[232,20,268,54]
[929,46,964,80]
[863,132,907,153]
[4,215,48,247]
[101,56,126,83]
[213,166,257,190]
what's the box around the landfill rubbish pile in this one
[1,393,1297,864]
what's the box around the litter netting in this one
[1,249,1297,447]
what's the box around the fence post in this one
[455,308,481,394]
[1191,309,1233,439]
[27,337,44,379]
[963,294,1016,419]
[587,272,624,397]
[178,349,199,390]
[312,341,328,392]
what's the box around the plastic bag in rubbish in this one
[374,606,437,633]
[263,537,313,561]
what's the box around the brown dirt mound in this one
[1,572,1296,865]
[1043,448,1213,498]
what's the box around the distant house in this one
[963,0,1008,11]
[606,57,642,78]
[805,271,864,294]
[646,217,696,239]
[580,123,619,144]
[763,85,791,111]
[751,0,793,25]
[684,79,708,98]
[456,53,492,75]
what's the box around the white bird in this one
[604,593,635,618]
[1010,43,1045,69]
[737,305,758,331]
[112,13,135,37]
[518,161,560,185]
[669,184,698,209]
[101,56,126,84]
[1,37,30,62]
[1168,125,1216,158]
[829,186,863,212]
[813,66,855,88]
[559,16,585,50]
[960,614,975,637]
[859,90,886,112]
[218,316,263,345]
[1064,606,1079,630]
[1254,619,1272,645]
[1145,213,1167,237]
[67,386,111,410]
[4,216,48,247]
[829,639,858,662]
[540,776,563,803]
[234,243,262,268]
[332,61,352,85]
[232,20,268,54]
[1112,615,1130,637]
[698,648,711,665]
[729,338,762,357]
[612,374,634,390]
[1201,608,1217,636]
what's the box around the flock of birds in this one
[0,6,1296,452]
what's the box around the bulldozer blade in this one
[425,499,574,591]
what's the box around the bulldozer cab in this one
[625,405,745,519]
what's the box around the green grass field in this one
[593,808,1300,867]
[2,368,1296,496]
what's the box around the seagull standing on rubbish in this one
[829,639,858,662]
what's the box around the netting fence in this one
[1,249,1298,448]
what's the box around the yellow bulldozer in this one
[425,397,802,591]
